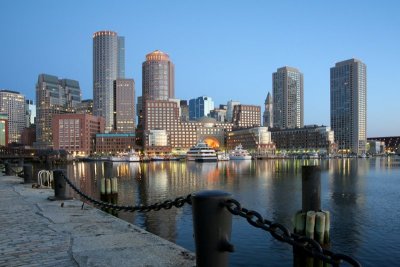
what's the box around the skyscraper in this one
[142,50,175,101]
[189,96,214,120]
[113,79,135,133]
[226,100,240,123]
[35,74,81,147]
[263,92,273,127]
[0,90,25,143]
[117,36,125,79]
[93,30,125,132]
[330,58,367,154]
[272,66,304,129]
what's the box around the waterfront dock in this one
[0,175,195,267]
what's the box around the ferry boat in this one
[187,141,218,162]
[229,144,252,160]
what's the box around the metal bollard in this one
[48,169,72,201]
[302,165,321,212]
[23,164,34,183]
[192,190,234,267]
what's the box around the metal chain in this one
[224,199,361,267]
[10,166,24,175]
[59,171,192,212]
[59,171,360,266]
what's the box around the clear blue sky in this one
[1,0,399,137]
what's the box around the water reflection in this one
[66,157,400,266]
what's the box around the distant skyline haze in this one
[1,0,399,137]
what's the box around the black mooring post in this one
[5,162,11,175]
[302,166,321,212]
[48,169,72,201]
[23,164,34,184]
[192,190,234,267]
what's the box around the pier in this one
[0,175,195,266]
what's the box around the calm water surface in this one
[66,158,400,266]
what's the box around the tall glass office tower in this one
[93,30,125,132]
[330,58,367,155]
[189,96,214,120]
[35,74,81,147]
[272,66,304,129]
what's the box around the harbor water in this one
[65,157,400,266]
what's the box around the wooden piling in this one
[100,178,105,194]
[106,178,111,194]
[305,211,316,239]
[323,211,330,244]
[315,212,326,244]
[111,177,118,194]
[294,211,306,235]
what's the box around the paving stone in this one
[0,176,195,267]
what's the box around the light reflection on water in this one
[66,157,400,267]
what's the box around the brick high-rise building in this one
[142,50,174,102]
[52,113,105,156]
[232,104,261,129]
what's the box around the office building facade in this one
[189,96,214,120]
[232,104,261,129]
[25,99,36,127]
[273,66,304,129]
[0,113,8,146]
[93,30,125,132]
[270,125,335,155]
[330,59,367,154]
[227,127,275,155]
[0,90,26,143]
[113,79,135,133]
[226,100,240,122]
[52,113,105,156]
[143,99,232,150]
[35,74,81,147]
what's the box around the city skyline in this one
[1,1,399,137]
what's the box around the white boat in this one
[229,144,252,160]
[217,152,230,161]
[187,141,218,162]
[108,151,140,162]
[124,151,140,162]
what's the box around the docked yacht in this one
[108,150,140,162]
[217,152,230,161]
[229,144,252,160]
[187,141,218,162]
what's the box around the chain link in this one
[224,199,361,267]
[10,166,24,175]
[59,171,192,213]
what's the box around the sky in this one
[0,0,399,137]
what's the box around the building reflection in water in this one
[65,158,400,265]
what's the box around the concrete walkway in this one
[0,175,195,267]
